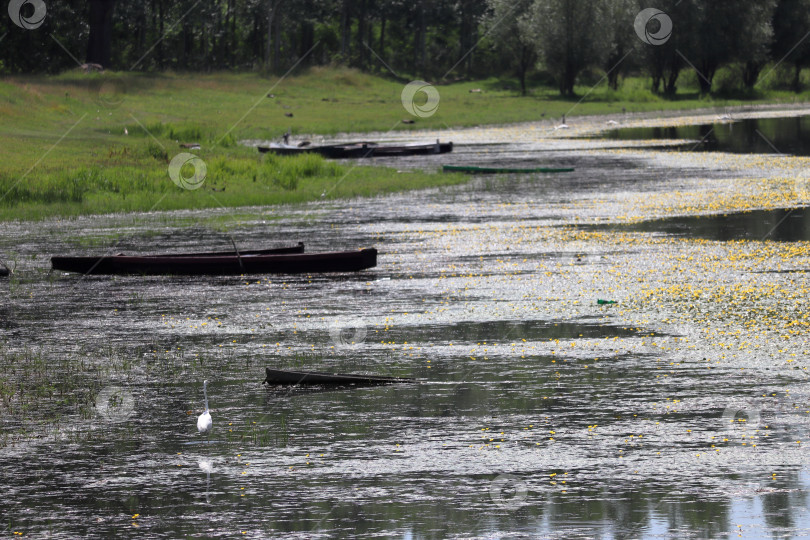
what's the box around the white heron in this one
[197,380,212,439]
[199,459,213,502]
[554,114,569,130]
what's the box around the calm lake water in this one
[604,114,810,156]
[3,116,810,538]
[600,207,810,242]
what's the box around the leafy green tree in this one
[485,0,536,95]
[86,0,116,68]
[527,0,607,96]
[681,0,775,94]
[738,0,776,89]
[0,0,805,99]
[637,0,692,96]
[1,0,87,73]
[457,0,488,77]
[601,0,636,90]
[772,0,810,91]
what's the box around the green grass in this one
[1,66,809,221]
[0,146,470,221]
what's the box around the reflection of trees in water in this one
[762,486,808,533]
[610,117,810,158]
[99,440,810,538]
[620,207,810,242]
[255,496,374,536]
[535,476,801,538]
[384,319,645,344]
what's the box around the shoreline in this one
[276,102,810,145]
[7,103,810,223]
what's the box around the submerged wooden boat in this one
[262,367,413,386]
[258,140,453,159]
[442,165,575,174]
[51,245,377,275]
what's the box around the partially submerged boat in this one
[0,256,12,277]
[258,140,453,159]
[442,165,575,174]
[262,368,413,386]
[51,244,378,275]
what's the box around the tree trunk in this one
[86,0,116,68]
[664,68,680,96]
[459,0,472,77]
[697,61,715,94]
[378,17,386,67]
[341,0,352,62]
[468,27,478,77]
[366,11,373,67]
[647,47,664,94]
[211,0,220,67]
[136,2,145,61]
[158,1,164,68]
[606,48,623,90]
[229,0,236,66]
[794,63,802,92]
[561,60,575,96]
[518,45,530,96]
[273,5,281,72]
[264,0,274,68]
[412,15,419,74]
[356,0,366,69]
[151,0,157,60]
[181,20,189,68]
[697,75,712,94]
[519,62,526,96]
[416,3,426,76]
[561,0,574,95]
[200,0,210,69]
[300,21,314,64]
[742,61,761,89]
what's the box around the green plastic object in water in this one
[597,299,618,305]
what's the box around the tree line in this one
[3,0,810,97]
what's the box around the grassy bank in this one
[1,67,809,221]
[0,146,470,221]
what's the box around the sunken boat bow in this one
[262,368,414,386]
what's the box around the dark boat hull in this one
[442,165,575,174]
[263,367,413,386]
[258,141,453,159]
[52,247,377,275]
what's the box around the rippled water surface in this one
[4,115,810,538]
